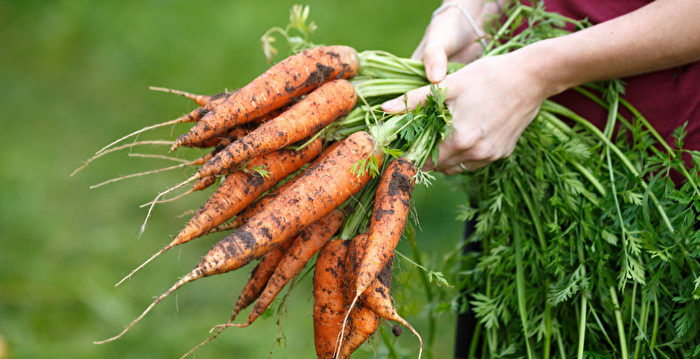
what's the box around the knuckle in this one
[453,133,476,152]
[467,142,492,161]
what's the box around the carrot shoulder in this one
[172,45,360,150]
[197,79,356,178]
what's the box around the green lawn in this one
[0,1,468,358]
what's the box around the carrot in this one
[149,86,230,106]
[224,209,345,328]
[361,257,423,359]
[115,138,322,286]
[171,45,360,150]
[206,141,343,235]
[313,239,349,359]
[95,132,378,344]
[187,123,252,149]
[196,79,356,178]
[186,105,286,149]
[337,158,416,356]
[354,157,416,300]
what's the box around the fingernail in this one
[428,65,445,83]
[382,98,403,112]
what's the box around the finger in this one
[381,85,433,113]
[423,43,448,83]
[411,39,426,61]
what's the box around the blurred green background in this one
[0,1,468,358]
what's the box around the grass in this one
[0,1,468,358]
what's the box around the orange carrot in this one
[186,105,286,149]
[343,233,369,302]
[336,158,416,356]
[228,209,345,328]
[187,123,253,149]
[196,79,356,178]
[95,132,379,344]
[206,140,342,234]
[313,239,349,359]
[354,157,416,300]
[115,138,322,286]
[171,45,360,150]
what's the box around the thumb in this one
[422,43,448,83]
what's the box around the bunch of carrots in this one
[75,6,454,356]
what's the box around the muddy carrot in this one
[171,45,360,150]
[196,79,356,177]
[313,239,349,359]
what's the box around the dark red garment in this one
[542,0,700,177]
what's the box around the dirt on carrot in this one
[313,239,349,359]
[171,45,360,150]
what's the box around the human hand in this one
[413,0,501,83]
[382,50,550,174]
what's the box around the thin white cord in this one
[432,2,489,49]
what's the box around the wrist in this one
[515,37,582,99]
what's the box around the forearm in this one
[522,0,700,97]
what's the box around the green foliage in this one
[261,4,318,62]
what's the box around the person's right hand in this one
[413,0,501,83]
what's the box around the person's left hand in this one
[382,49,550,174]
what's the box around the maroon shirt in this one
[543,0,700,175]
